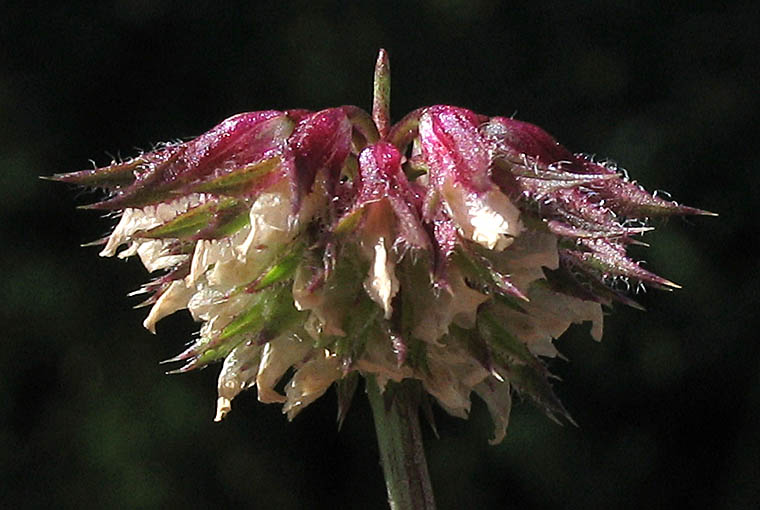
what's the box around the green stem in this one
[367,376,437,510]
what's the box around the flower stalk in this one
[368,54,435,509]
[367,377,436,510]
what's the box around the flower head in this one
[51,50,711,443]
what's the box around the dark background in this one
[2,1,758,509]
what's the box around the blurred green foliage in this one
[1,1,758,508]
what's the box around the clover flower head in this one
[52,50,711,443]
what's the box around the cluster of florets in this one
[54,99,706,443]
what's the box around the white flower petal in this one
[256,335,311,404]
[423,357,472,419]
[143,280,194,333]
[100,195,202,257]
[238,183,294,259]
[412,267,489,344]
[136,240,187,273]
[189,290,257,340]
[474,377,512,445]
[283,351,341,420]
[492,284,604,357]
[187,285,226,321]
[292,269,346,337]
[363,236,399,319]
[355,336,413,388]
[100,209,141,257]
[441,181,523,251]
[215,340,263,421]
[116,242,139,259]
[490,230,559,290]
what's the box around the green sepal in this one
[341,154,359,181]
[504,362,575,426]
[219,283,304,342]
[182,157,282,196]
[342,105,380,146]
[326,243,370,298]
[336,372,360,430]
[172,283,306,372]
[197,205,251,239]
[402,158,428,181]
[80,184,181,211]
[334,207,364,235]
[312,243,376,361]
[386,108,422,153]
[478,309,574,425]
[403,336,429,373]
[372,48,391,137]
[250,242,305,291]
[565,243,680,290]
[543,262,644,310]
[491,292,529,314]
[393,259,433,373]
[453,247,528,301]
[396,254,434,341]
[47,159,140,189]
[449,324,490,370]
[139,198,248,240]
[325,292,381,364]
[509,164,612,182]
[477,308,538,368]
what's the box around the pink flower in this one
[51,50,711,443]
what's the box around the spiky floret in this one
[51,64,710,444]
